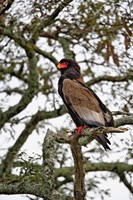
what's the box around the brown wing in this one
[62,79,106,127]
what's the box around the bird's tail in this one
[93,134,111,151]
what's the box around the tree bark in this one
[70,135,86,200]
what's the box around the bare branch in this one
[70,135,86,200]
[36,0,73,29]
[115,115,133,127]
[32,0,73,40]
[112,111,133,116]
[0,106,65,177]
[86,73,133,86]
[34,45,58,65]
[42,129,74,200]
[55,127,128,147]
[0,53,38,129]
[54,162,133,178]
[0,88,23,95]
[12,161,133,177]
[117,171,133,194]
[0,182,43,197]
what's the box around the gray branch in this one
[55,126,128,147]
[42,129,74,200]
[70,135,86,200]
[115,115,133,127]
[86,73,133,86]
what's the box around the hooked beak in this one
[57,63,68,69]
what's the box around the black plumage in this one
[57,58,114,150]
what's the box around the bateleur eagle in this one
[57,58,114,150]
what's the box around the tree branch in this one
[112,111,133,116]
[11,161,133,178]
[0,180,74,200]
[0,54,38,129]
[0,26,58,66]
[55,127,128,147]
[34,45,58,65]
[42,129,74,200]
[5,160,133,195]
[55,127,127,199]
[0,126,131,198]
[0,130,74,200]
[0,114,129,178]
[58,37,75,58]
[40,31,75,58]
[114,115,133,127]
[54,162,133,178]
[38,0,73,28]
[0,28,39,128]
[117,171,133,194]
[0,106,65,177]
[32,0,73,40]
[42,129,55,197]
[86,73,133,86]
[70,135,86,200]
[0,182,43,197]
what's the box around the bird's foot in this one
[76,126,87,135]
[69,126,87,137]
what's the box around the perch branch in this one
[55,126,128,147]
[55,127,127,200]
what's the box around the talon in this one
[68,131,74,138]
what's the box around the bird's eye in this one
[61,62,68,67]
[63,62,68,65]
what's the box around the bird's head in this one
[57,58,81,80]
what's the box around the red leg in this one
[76,126,87,135]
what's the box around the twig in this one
[112,111,133,116]
[117,171,133,194]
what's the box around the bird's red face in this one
[57,58,81,76]
[57,62,68,69]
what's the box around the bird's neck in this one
[59,68,85,85]
[75,76,84,83]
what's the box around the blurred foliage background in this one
[0,0,133,199]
